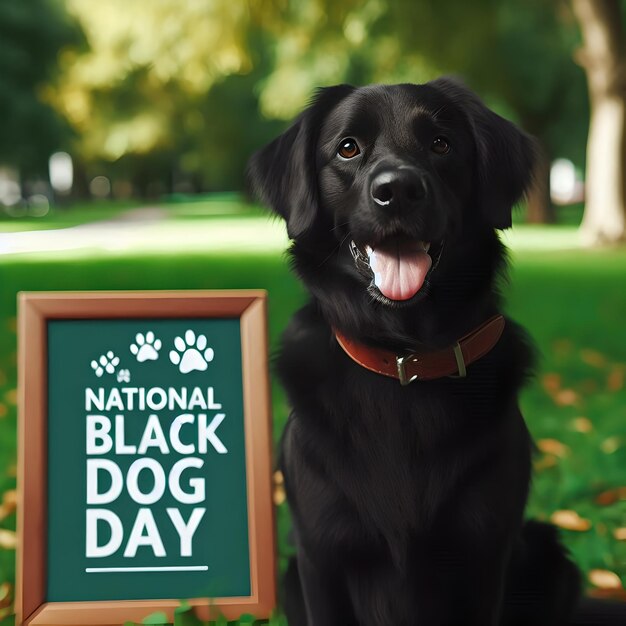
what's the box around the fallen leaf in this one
[273,485,286,506]
[0,529,16,549]
[614,527,626,541]
[596,487,626,506]
[542,373,561,392]
[273,470,284,486]
[571,416,593,433]
[1,491,17,520]
[0,404,6,419]
[0,582,11,609]
[580,349,607,368]
[550,510,592,532]
[534,454,558,471]
[588,569,623,590]
[554,389,579,406]
[4,390,17,406]
[601,437,621,454]
[537,439,569,457]
[607,368,624,392]
[588,587,626,601]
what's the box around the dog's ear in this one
[430,77,537,230]
[247,85,354,240]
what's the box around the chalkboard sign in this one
[17,291,276,625]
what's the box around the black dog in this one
[248,79,585,625]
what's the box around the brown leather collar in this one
[334,315,505,384]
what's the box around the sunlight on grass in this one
[0,216,288,260]
[500,224,581,251]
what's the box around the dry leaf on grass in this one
[0,490,18,521]
[554,389,580,406]
[588,587,626,601]
[607,368,625,392]
[571,416,593,433]
[0,404,6,419]
[537,439,569,457]
[0,583,11,609]
[273,470,286,505]
[3,390,17,406]
[595,487,626,506]
[613,527,626,541]
[588,569,623,590]
[580,349,607,368]
[0,529,16,550]
[550,510,592,532]
[534,455,558,471]
[601,437,621,454]
[542,373,562,393]
[273,485,286,506]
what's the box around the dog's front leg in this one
[295,547,356,626]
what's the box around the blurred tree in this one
[572,0,626,245]
[0,0,82,177]
[255,0,588,223]
[50,0,590,211]
[50,0,285,193]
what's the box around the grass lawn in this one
[0,200,624,623]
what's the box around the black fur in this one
[248,79,587,625]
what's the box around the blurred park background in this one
[0,0,626,623]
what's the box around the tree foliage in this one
[27,0,591,196]
[0,0,82,176]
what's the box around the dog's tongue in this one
[368,241,432,301]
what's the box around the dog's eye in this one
[337,138,361,159]
[431,136,451,155]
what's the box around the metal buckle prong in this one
[396,355,418,386]
[451,342,467,378]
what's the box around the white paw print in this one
[130,331,161,362]
[117,369,131,383]
[91,351,120,377]
[169,329,214,374]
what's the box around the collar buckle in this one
[448,341,467,378]
[396,354,419,386]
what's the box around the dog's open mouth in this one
[350,236,444,303]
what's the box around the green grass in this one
[0,202,624,622]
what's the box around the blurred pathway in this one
[0,206,583,258]
[0,206,288,258]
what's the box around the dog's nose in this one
[370,169,426,209]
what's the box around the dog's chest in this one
[282,385,469,558]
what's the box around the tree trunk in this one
[572,0,626,245]
[526,148,555,224]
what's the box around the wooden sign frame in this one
[16,291,276,626]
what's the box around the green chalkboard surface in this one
[18,291,275,625]
[47,318,250,602]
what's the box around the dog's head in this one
[248,78,536,331]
